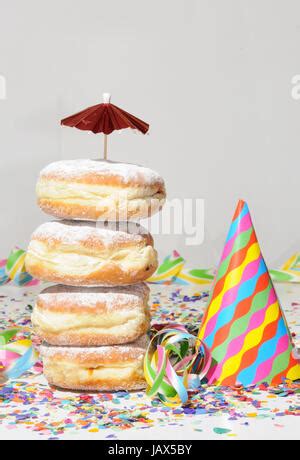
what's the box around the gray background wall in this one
[0,0,300,267]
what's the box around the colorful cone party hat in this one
[198,200,300,386]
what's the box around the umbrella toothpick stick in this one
[103,134,108,160]
[102,93,110,161]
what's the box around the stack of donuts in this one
[25,159,166,391]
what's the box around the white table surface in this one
[0,282,299,440]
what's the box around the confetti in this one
[213,427,232,435]
[0,285,299,439]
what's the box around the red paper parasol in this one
[61,93,149,160]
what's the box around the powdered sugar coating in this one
[38,283,149,310]
[39,159,164,186]
[40,334,148,358]
[31,220,150,247]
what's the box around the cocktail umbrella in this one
[61,93,149,160]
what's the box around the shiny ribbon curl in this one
[0,329,39,383]
[0,247,39,287]
[144,324,211,407]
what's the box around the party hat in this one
[198,200,300,386]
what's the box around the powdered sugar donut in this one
[32,283,150,346]
[25,221,158,286]
[36,159,166,221]
[40,335,148,391]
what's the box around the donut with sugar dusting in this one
[40,335,148,391]
[32,283,150,346]
[36,159,166,221]
[25,220,158,286]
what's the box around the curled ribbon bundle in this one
[0,247,39,287]
[144,324,211,407]
[0,329,39,383]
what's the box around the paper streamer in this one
[0,329,39,382]
[148,251,214,285]
[147,250,185,284]
[175,267,215,285]
[270,253,300,283]
[0,247,39,287]
[0,258,8,285]
[198,200,300,386]
[144,324,211,407]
